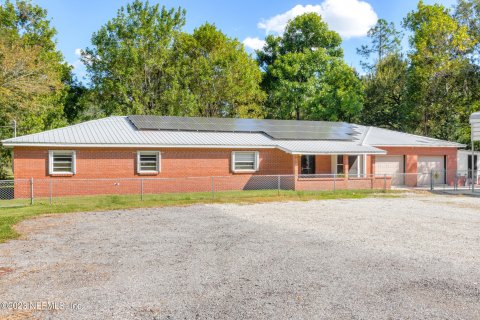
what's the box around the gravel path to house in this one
[0,194,479,319]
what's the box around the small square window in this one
[137,151,160,173]
[49,150,76,175]
[232,151,259,172]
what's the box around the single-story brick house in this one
[1,115,464,197]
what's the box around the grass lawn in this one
[0,189,397,243]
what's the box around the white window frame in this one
[137,151,160,174]
[231,151,259,173]
[48,150,76,175]
[332,154,365,177]
[332,155,344,174]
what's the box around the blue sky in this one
[31,0,457,82]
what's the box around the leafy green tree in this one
[0,0,68,178]
[257,13,363,121]
[172,23,265,118]
[61,71,90,123]
[357,19,402,71]
[404,1,476,140]
[455,0,480,62]
[360,53,412,130]
[0,0,67,132]
[83,0,186,115]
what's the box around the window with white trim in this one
[137,151,160,173]
[232,151,259,172]
[333,155,365,177]
[336,155,344,174]
[49,150,76,175]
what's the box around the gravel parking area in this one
[1,194,479,319]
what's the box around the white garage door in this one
[375,156,405,186]
[417,156,445,186]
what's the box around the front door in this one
[301,155,316,175]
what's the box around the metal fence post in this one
[141,178,144,201]
[49,179,53,205]
[333,173,336,192]
[430,169,434,191]
[277,175,280,196]
[211,176,215,199]
[30,177,34,205]
[383,174,386,191]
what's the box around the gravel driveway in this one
[0,194,479,319]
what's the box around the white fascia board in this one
[1,143,279,149]
[372,144,465,148]
[2,142,390,155]
[290,151,387,155]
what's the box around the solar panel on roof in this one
[127,115,358,141]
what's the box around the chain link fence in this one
[387,170,479,192]
[2,171,476,208]
[0,174,393,207]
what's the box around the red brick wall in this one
[315,155,331,174]
[13,147,296,198]
[13,147,294,179]
[296,176,391,191]
[12,145,458,197]
[375,147,458,186]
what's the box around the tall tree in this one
[257,13,363,121]
[455,0,480,63]
[357,19,402,71]
[82,0,186,115]
[454,0,480,146]
[0,0,67,178]
[0,0,67,132]
[172,23,265,118]
[404,1,476,140]
[360,53,411,130]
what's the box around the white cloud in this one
[320,0,378,38]
[74,48,82,56]
[257,0,378,38]
[243,37,266,51]
[258,4,321,34]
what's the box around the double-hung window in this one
[232,151,259,172]
[49,150,76,175]
[137,151,160,173]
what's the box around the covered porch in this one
[291,154,391,190]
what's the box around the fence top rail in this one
[3,171,479,184]
[2,174,390,183]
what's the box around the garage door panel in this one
[375,156,405,186]
[417,156,445,186]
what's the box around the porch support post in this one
[371,155,375,176]
[343,155,349,180]
[293,154,300,190]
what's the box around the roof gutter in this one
[372,144,465,148]
[291,150,387,155]
[0,141,387,155]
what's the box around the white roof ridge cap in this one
[360,126,372,146]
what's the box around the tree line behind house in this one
[1,0,480,178]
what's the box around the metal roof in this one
[355,125,464,148]
[1,116,463,153]
[128,115,358,141]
